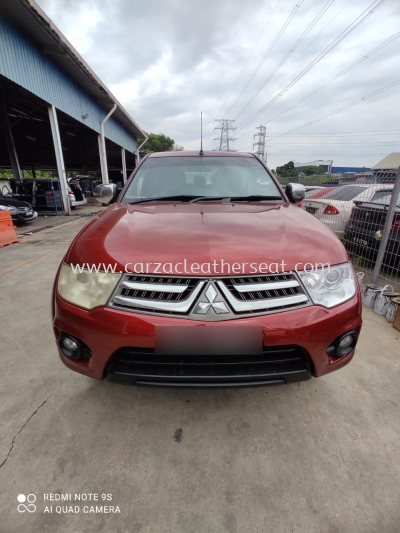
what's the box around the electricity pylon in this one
[253,125,267,162]
[213,119,237,151]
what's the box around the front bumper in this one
[53,289,362,386]
[12,210,38,224]
[71,198,87,207]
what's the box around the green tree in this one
[139,133,175,154]
[276,161,298,178]
[303,165,326,176]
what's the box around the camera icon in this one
[17,494,36,513]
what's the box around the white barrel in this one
[373,286,397,316]
[386,296,400,323]
[362,284,380,308]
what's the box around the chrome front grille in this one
[108,273,310,320]
[119,276,199,301]
[217,274,308,314]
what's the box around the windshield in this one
[122,156,282,202]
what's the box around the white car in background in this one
[301,184,394,238]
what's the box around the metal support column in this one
[121,148,127,184]
[99,104,117,184]
[1,95,23,182]
[98,134,106,183]
[48,104,71,215]
[372,166,400,284]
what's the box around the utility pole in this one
[213,119,236,151]
[372,166,400,284]
[253,125,267,162]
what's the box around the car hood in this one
[65,202,349,274]
[0,196,32,209]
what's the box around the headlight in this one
[298,262,356,308]
[58,263,121,310]
[0,205,17,213]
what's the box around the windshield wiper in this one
[128,195,203,204]
[128,194,282,204]
[224,195,282,202]
[189,196,228,203]
[190,195,282,203]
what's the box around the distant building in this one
[331,166,370,174]
[294,160,333,173]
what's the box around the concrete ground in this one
[15,203,106,237]
[0,217,399,533]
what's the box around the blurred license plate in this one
[155,326,262,355]
[353,236,368,246]
[305,206,318,215]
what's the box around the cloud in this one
[37,0,400,168]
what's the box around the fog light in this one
[62,337,79,351]
[338,334,353,349]
[327,329,358,358]
[57,331,92,360]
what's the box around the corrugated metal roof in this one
[0,0,146,143]
[372,153,400,170]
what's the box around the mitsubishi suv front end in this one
[52,151,362,387]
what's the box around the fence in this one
[300,168,400,291]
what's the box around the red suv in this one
[52,151,362,387]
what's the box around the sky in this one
[36,0,400,170]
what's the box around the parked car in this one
[299,186,335,206]
[344,188,400,268]
[52,151,362,387]
[303,186,329,198]
[9,178,87,211]
[301,184,394,238]
[67,177,88,207]
[0,194,37,225]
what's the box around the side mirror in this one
[94,183,118,205]
[285,183,305,203]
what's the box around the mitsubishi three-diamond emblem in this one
[192,282,229,315]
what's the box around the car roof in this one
[147,151,255,158]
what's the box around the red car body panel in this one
[65,202,349,274]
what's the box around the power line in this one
[262,31,400,128]
[268,141,400,146]
[224,0,304,118]
[202,1,281,150]
[271,0,352,87]
[236,151,393,157]
[233,0,336,121]
[220,0,281,117]
[269,78,400,141]
[237,0,388,132]
[270,130,400,137]
[235,130,400,145]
